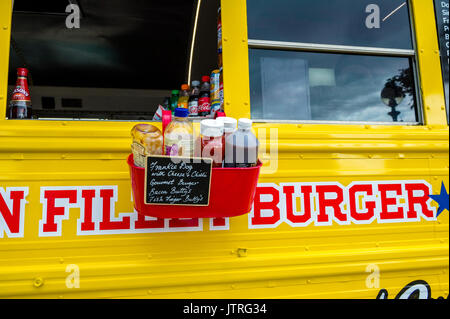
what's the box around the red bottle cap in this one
[17,68,28,77]
[202,75,210,82]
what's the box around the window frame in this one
[219,0,448,128]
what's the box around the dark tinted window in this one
[249,49,418,123]
[7,0,220,120]
[247,0,413,49]
[9,0,196,90]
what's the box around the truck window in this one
[247,0,421,124]
[6,0,219,120]
[434,0,449,123]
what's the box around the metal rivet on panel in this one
[33,277,44,288]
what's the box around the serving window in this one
[246,0,422,124]
[6,0,220,120]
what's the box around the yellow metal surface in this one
[0,0,448,299]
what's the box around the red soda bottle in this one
[198,76,211,117]
[8,68,32,119]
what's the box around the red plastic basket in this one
[127,154,262,219]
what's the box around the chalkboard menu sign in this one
[144,156,212,206]
[434,0,449,115]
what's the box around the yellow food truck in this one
[0,0,448,300]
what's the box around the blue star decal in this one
[429,182,449,217]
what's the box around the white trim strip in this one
[248,39,415,57]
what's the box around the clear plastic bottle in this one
[178,84,190,109]
[224,118,259,168]
[164,108,194,157]
[170,90,180,112]
[198,76,211,117]
[188,80,200,116]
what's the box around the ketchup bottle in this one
[200,119,224,167]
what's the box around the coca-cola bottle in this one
[188,80,200,116]
[198,75,211,117]
[8,68,32,119]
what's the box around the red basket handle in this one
[162,110,172,134]
[215,111,226,119]
[161,110,172,155]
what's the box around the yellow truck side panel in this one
[0,0,448,299]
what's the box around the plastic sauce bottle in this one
[216,117,237,163]
[178,84,190,109]
[164,108,194,157]
[224,118,259,168]
[188,80,200,116]
[200,119,224,167]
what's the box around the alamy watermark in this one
[366,4,381,29]
[65,264,80,288]
[365,2,408,29]
[365,264,380,289]
[66,4,81,29]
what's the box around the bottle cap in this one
[172,90,180,95]
[17,68,28,76]
[181,84,189,91]
[216,117,237,133]
[238,118,253,130]
[191,80,200,87]
[201,119,224,137]
[174,108,189,118]
[202,76,210,82]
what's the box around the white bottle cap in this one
[201,119,224,137]
[238,118,253,130]
[216,117,237,133]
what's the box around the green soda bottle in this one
[170,90,180,112]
